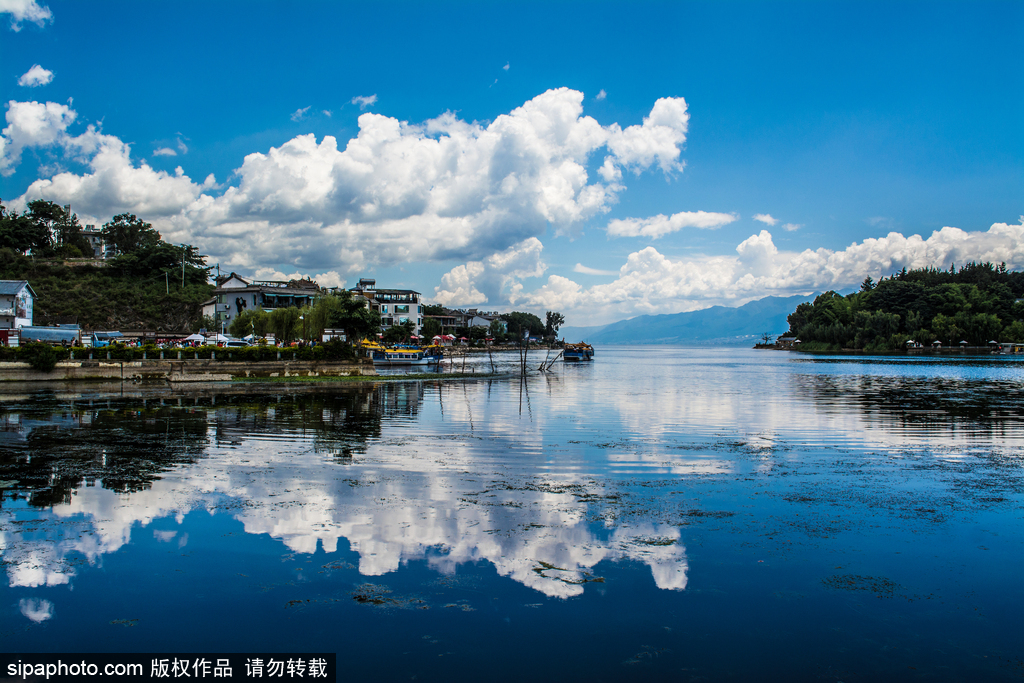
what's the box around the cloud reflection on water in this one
[0,383,688,599]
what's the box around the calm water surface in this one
[1,348,1022,681]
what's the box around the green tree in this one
[545,311,565,337]
[1003,320,1024,342]
[0,201,49,254]
[110,241,208,283]
[101,213,161,256]
[421,317,442,340]
[192,314,217,334]
[270,306,301,342]
[501,311,544,337]
[488,319,505,342]
[787,302,813,335]
[316,290,381,342]
[16,200,93,256]
[229,308,271,338]
[382,320,414,344]
[421,303,444,316]
[25,200,63,251]
[931,313,961,345]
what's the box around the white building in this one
[0,281,35,329]
[350,278,422,335]
[80,225,110,259]
[202,272,320,333]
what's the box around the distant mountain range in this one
[558,293,817,346]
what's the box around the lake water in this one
[1,347,1022,681]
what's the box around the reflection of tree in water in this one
[0,384,416,508]
[792,373,1024,434]
[0,392,210,508]
[206,386,397,462]
[373,381,424,419]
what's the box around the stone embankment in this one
[0,359,375,382]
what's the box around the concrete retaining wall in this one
[0,359,376,382]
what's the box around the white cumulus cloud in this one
[0,99,76,175]
[595,89,607,101]
[782,222,801,232]
[753,213,778,226]
[433,238,546,306]
[516,218,1024,325]
[11,88,690,277]
[17,64,53,87]
[0,0,52,30]
[607,210,738,239]
[290,106,311,122]
[250,267,345,289]
[152,147,177,157]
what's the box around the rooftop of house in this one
[215,272,321,293]
[0,281,35,297]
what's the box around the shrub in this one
[22,342,58,372]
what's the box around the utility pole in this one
[165,272,169,294]
[181,248,185,288]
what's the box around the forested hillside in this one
[785,262,1024,351]
[0,201,213,331]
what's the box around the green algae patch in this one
[822,574,905,599]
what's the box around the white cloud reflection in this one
[0,386,689,599]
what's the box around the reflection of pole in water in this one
[462,381,473,431]
[518,375,532,419]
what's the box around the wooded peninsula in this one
[784,262,1024,351]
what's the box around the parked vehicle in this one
[90,331,123,347]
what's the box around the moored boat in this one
[363,341,444,366]
[563,342,594,362]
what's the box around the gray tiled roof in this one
[0,280,34,296]
[0,280,31,296]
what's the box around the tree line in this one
[231,301,568,346]
[785,262,1024,350]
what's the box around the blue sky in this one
[1,0,1021,324]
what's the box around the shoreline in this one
[0,358,524,384]
[757,346,1019,356]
